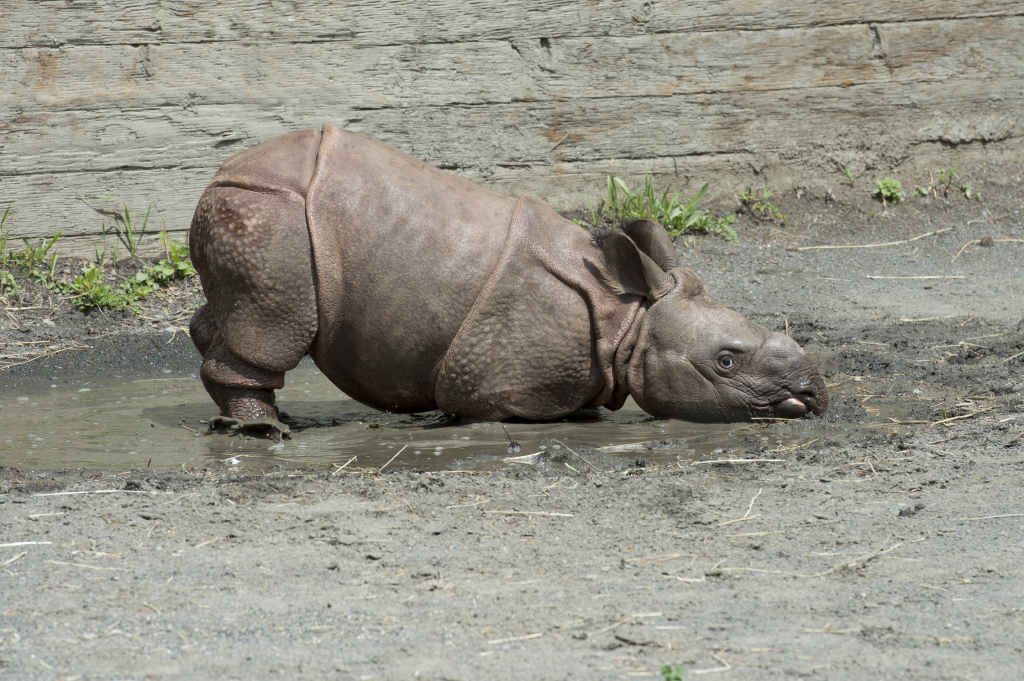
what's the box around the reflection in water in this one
[0,360,841,472]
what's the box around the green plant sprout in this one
[17,233,62,282]
[92,196,153,261]
[661,663,686,681]
[62,262,134,311]
[844,166,856,186]
[741,187,787,222]
[873,177,905,205]
[0,204,18,296]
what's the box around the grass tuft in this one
[591,174,737,242]
[661,663,686,681]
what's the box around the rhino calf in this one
[189,125,827,434]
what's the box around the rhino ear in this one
[601,233,675,300]
[677,267,706,298]
[622,219,680,271]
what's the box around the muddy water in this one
[0,360,850,472]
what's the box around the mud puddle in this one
[0,360,873,472]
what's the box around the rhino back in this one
[212,128,321,196]
[307,125,516,412]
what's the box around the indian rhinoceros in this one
[188,124,828,435]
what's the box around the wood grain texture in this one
[2,2,1023,254]
[4,0,1023,47]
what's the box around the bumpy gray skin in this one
[189,125,828,431]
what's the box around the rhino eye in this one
[718,355,736,370]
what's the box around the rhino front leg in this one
[188,182,319,438]
[199,331,290,437]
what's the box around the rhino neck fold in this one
[606,305,647,411]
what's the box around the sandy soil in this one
[2,164,1023,680]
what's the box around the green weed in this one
[914,168,979,202]
[844,166,856,186]
[13,233,62,283]
[873,177,905,205]
[44,232,195,312]
[92,196,153,261]
[61,263,135,311]
[741,187,787,222]
[938,168,957,196]
[0,204,19,296]
[594,174,737,242]
[661,663,685,681]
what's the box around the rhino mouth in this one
[770,383,829,419]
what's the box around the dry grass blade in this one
[377,444,408,474]
[899,314,956,323]
[586,612,662,638]
[0,551,28,568]
[719,542,902,579]
[958,513,1024,521]
[504,451,543,464]
[0,344,90,370]
[717,514,762,527]
[0,541,53,548]
[552,439,608,473]
[593,441,653,452]
[866,275,965,280]
[931,406,995,427]
[691,459,785,465]
[330,455,358,476]
[488,632,543,645]
[795,227,952,251]
[483,510,573,517]
[47,560,126,571]
[690,653,734,675]
[32,490,127,497]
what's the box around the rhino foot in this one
[208,416,291,441]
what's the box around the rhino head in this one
[603,220,829,422]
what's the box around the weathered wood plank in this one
[4,17,1021,176]
[5,74,1021,179]
[5,17,1021,116]
[3,0,1023,48]
[4,74,1020,252]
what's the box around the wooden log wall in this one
[2,1,1023,254]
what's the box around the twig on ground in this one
[377,444,408,474]
[483,510,572,517]
[959,513,1024,521]
[330,456,358,476]
[795,227,952,251]
[553,439,608,473]
[0,552,28,568]
[867,275,965,280]
[0,344,90,370]
[931,406,996,427]
[692,458,785,465]
[586,612,662,638]
[488,632,544,645]
[899,315,956,323]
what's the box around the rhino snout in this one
[774,376,829,418]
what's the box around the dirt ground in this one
[2,164,1024,680]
